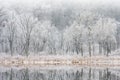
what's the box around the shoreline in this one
[0,56,120,67]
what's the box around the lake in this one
[0,66,119,80]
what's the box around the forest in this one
[0,1,120,57]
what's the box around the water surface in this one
[0,66,119,80]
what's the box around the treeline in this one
[0,3,120,56]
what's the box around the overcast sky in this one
[0,0,120,7]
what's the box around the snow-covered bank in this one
[0,55,120,67]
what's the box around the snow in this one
[0,54,120,69]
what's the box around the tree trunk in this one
[92,42,95,56]
[9,40,13,56]
[99,42,102,55]
[25,38,30,56]
[80,43,83,56]
[89,42,91,56]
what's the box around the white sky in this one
[0,0,120,7]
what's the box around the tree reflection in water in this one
[0,67,119,80]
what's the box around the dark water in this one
[0,66,120,80]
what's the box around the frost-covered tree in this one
[0,7,8,53]
[31,21,60,54]
[18,13,38,56]
[63,22,86,55]
[76,11,99,56]
[6,11,18,55]
[0,2,119,56]
[94,17,118,56]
